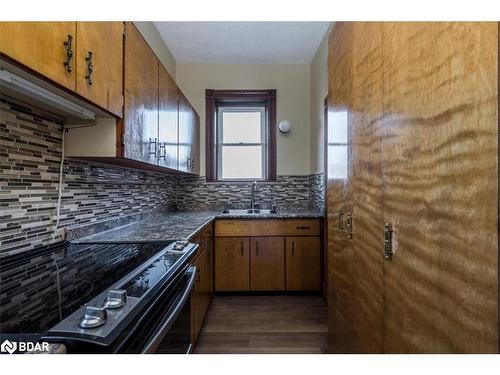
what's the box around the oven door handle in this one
[141,266,197,354]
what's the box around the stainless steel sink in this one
[221,209,277,215]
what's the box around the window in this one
[206,90,276,181]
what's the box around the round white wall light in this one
[278,120,291,134]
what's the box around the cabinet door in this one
[190,109,200,175]
[381,22,498,353]
[192,248,207,342]
[76,22,123,117]
[178,92,192,172]
[158,64,178,169]
[349,22,385,354]
[215,238,250,291]
[285,237,321,291]
[122,22,159,164]
[206,240,214,297]
[327,22,355,353]
[250,237,285,291]
[0,22,76,90]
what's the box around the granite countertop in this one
[73,210,323,243]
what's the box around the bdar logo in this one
[1,339,17,354]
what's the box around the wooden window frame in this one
[205,89,277,182]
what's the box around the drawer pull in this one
[296,226,311,230]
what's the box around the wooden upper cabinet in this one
[286,237,321,291]
[158,64,179,169]
[250,237,285,291]
[75,22,124,117]
[191,110,200,175]
[122,22,159,164]
[178,91,192,172]
[0,22,77,90]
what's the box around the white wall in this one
[134,22,176,78]
[176,63,311,176]
[309,28,330,174]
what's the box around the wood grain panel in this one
[349,22,385,353]
[0,22,76,90]
[158,63,179,169]
[250,237,285,291]
[215,237,250,291]
[215,219,285,237]
[123,22,158,164]
[381,22,498,353]
[284,219,321,236]
[286,237,321,291]
[76,22,123,117]
[326,22,355,353]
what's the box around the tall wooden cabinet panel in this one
[158,64,179,169]
[349,22,385,354]
[0,22,76,90]
[326,22,355,353]
[75,22,124,117]
[285,237,321,291]
[327,22,499,354]
[122,22,159,164]
[215,237,250,291]
[250,237,285,291]
[192,246,208,342]
[381,22,498,353]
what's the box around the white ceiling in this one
[154,22,331,64]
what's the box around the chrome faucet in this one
[250,181,258,211]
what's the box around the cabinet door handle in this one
[207,249,210,265]
[149,138,157,156]
[85,51,94,85]
[384,223,393,260]
[240,241,244,256]
[296,226,311,230]
[158,142,166,160]
[195,266,200,282]
[292,241,295,256]
[256,241,259,256]
[338,210,344,230]
[346,211,353,239]
[63,34,74,73]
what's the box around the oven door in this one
[118,266,196,354]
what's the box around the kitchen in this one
[0,1,500,372]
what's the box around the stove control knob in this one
[79,306,107,329]
[104,289,127,309]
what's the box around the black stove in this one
[41,241,198,353]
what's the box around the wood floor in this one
[193,295,328,354]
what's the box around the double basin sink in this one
[221,209,277,215]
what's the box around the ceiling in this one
[154,22,331,64]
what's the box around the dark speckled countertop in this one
[73,210,323,243]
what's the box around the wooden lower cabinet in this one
[215,237,250,291]
[286,237,321,291]
[250,237,285,291]
[192,246,207,342]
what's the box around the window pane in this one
[222,111,261,143]
[328,110,348,144]
[222,145,262,179]
[328,145,347,179]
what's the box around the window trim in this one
[205,89,277,182]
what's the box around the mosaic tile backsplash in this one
[0,102,324,257]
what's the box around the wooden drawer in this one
[284,219,321,236]
[215,219,285,237]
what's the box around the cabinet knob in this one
[63,34,74,73]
